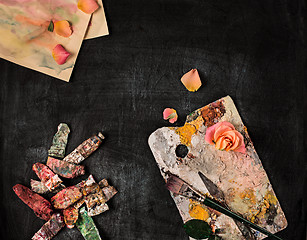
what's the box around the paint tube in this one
[84,188,107,215]
[87,202,109,217]
[31,179,66,195]
[51,186,83,209]
[98,179,118,201]
[75,207,102,240]
[73,197,85,209]
[46,157,85,179]
[83,180,108,216]
[30,179,49,194]
[101,185,118,202]
[32,213,65,240]
[76,175,109,216]
[32,163,62,191]
[63,206,79,229]
[13,184,53,221]
[63,132,105,164]
[48,123,70,159]
[76,175,96,189]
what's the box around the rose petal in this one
[233,144,246,153]
[52,44,70,65]
[213,125,234,142]
[215,136,227,150]
[181,69,202,92]
[163,108,178,123]
[54,20,72,38]
[229,134,240,150]
[204,124,217,145]
[233,131,246,153]
[78,0,99,14]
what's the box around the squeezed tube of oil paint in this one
[32,213,65,240]
[63,132,105,164]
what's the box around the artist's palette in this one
[148,96,287,239]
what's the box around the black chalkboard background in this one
[0,0,306,239]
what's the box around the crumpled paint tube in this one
[84,185,106,207]
[76,175,96,189]
[31,179,49,194]
[63,132,105,164]
[76,175,109,216]
[82,177,108,217]
[76,207,102,240]
[87,202,109,217]
[63,195,86,228]
[47,157,85,179]
[51,186,83,209]
[63,206,79,229]
[33,163,62,191]
[13,184,53,221]
[48,123,70,159]
[84,188,108,217]
[98,179,118,201]
[32,213,65,240]
[73,197,86,209]
[31,179,66,194]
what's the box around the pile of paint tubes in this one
[13,123,118,240]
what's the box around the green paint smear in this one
[54,8,80,24]
[183,219,212,239]
[76,207,102,240]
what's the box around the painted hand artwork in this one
[0,0,108,81]
[149,96,287,240]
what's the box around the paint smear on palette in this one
[148,96,287,240]
[84,0,109,39]
[0,0,91,81]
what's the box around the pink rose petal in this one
[163,108,178,124]
[204,124,217,145]
[181,69,202,92]
[52,44,70,65]
[78,0,99,14]
[233,144,246,153]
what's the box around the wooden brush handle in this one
[203,197,283,240]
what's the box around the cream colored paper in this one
[85,0,109,39]
[0,0,91,82]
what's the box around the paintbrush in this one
[165,174,283,240]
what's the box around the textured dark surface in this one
[0,0,306,239]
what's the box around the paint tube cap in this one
[98,132,105,140]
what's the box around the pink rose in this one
[205,121,246,153]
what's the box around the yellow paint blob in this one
[250,190,278,223]
[189,200,210,221]
[173,116,204,146]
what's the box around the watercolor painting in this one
[149,96,287,239]
[0,0,91,81]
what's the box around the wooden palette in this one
[148,96,287,239]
